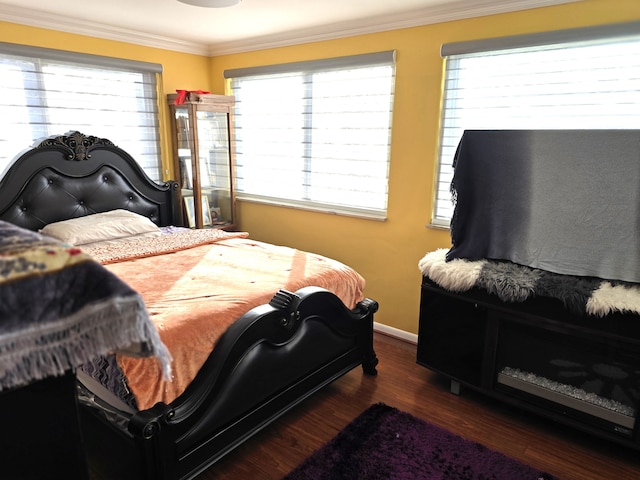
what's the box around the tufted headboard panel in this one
[0,132,180,231]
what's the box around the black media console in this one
[417,277,640,449]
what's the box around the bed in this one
[417,129,640,449]
[0,131,379,480]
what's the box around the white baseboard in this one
[374,322,417,345]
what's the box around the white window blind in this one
[225,51,395,219]
[434,21,640,227]
[0,43,163,182]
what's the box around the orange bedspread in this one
[97,234,365,410]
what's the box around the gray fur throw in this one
[419,249,640,317]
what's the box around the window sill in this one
[236,195,387,221]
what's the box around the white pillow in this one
[40,209,161,245]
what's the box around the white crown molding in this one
[208,0,581,55]
[0,0,580,57]
[0,4,209,55]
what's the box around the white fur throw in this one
[418,249,485,292]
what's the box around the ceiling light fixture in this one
[177,0,240,7]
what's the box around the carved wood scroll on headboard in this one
[35,131,115,161]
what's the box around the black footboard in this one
[80,287,378,480]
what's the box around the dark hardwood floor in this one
[90,332,640,479]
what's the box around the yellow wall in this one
[2,0,639,335]
[210,0,640,335]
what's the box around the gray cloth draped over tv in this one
[446,129,640,284]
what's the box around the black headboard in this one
[0,131,180,231]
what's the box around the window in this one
[433,22,640,227]
[225,51,395,219]
[0,43,162,182]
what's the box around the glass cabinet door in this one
[196,110,232,227]
[174,106,193,190]
[168,93,235,229]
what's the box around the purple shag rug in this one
[284,403,558,480]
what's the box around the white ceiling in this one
[0,0,578,55]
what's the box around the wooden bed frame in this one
[0,131,379,480]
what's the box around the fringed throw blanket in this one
[419,249,640,318]
[446,130,640,284]
[0,221,170,392]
